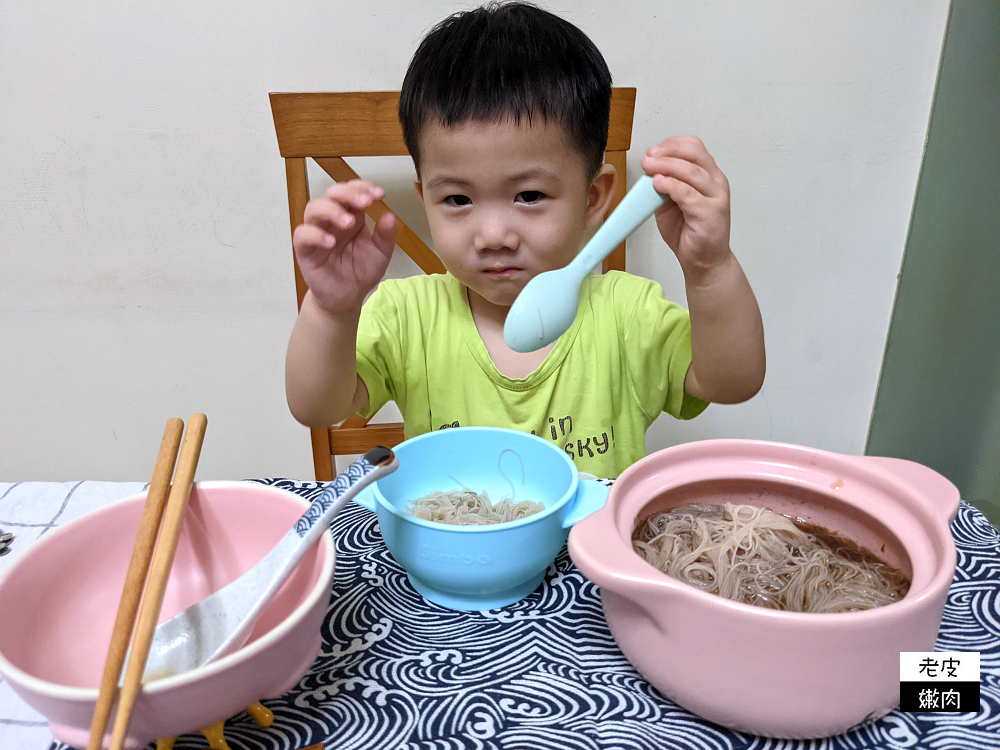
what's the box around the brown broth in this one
[788,515,911,596]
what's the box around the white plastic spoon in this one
[137,446,399,682]
[503,174,668,352]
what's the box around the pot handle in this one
[857,455,961,524]
[562,479,610,529]
[568,511,679,598]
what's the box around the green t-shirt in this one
[356,271,707,477]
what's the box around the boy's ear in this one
[413,176,423,200]
[584,162,618,229]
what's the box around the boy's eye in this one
[444,194,471,207]
[517,191,543,204]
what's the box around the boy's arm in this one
[642,137,765,404]
[285,181,396,427]
[681,252,764,404]
[286,293,370,428]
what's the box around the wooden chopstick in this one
[108,413,208,750]
[87,418,184,750]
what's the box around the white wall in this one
[0,1,949,481]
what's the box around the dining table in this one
[1,477,998,750]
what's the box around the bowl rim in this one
[0,479,335,699]
[373,426,581,532]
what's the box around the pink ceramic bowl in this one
[0,481,334,750]
[568,439,959,739]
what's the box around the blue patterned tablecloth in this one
[44,479,1000,750]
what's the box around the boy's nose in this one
[474,209,519,253]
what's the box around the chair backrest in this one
[270,88,636,480]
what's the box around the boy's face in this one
[415,117,615,311]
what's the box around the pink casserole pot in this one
[0,481,334,750]
[568,439,959,739]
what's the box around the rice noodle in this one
[632,503,910,613]
[408,490,544,525]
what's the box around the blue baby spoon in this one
[503,174,668,353]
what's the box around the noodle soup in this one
[632,503,910,613]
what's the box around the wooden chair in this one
[270,88,636,480]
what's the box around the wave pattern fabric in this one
[53,481,999,750]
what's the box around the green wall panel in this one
[867,0,1000,524]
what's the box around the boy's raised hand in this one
[641,137,731,281]
[642,136,765,405]
[293,180,396,315]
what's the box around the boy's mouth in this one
[482,266,521,279]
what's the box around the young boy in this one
[285,1,765,478]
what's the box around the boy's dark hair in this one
[399,1,612,180]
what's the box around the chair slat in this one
[339,414,372,430]
[328,424,406,455]
[608,88,636,152]
[270,88,636,157]
[283,158,311,309]
[271,92,409,158]
[310,428,335,482]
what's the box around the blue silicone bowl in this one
[353,426,609,610]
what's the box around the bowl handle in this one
[857,455,961,524]
[352,484,378,512]
[561,479,610,529]
[568,517,680,607]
